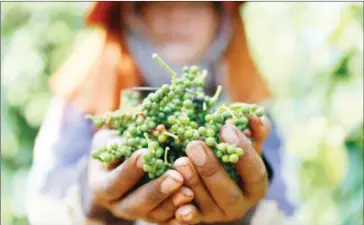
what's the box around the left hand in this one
[169,116,271,224]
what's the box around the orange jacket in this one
[49,2,271,115]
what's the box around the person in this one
[26,2,295,225]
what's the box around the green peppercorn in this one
[140,138,148,147]
[177,127,185,136]
[168,116,177,125]
[205,114,212,121]
[190,121,198,129]
[235,147,244,156]
[222,155,230,163]
[216,150,223,158]
[114,151,123,158]
[151,141,159,150]
[178,115,189,125]
[91,151,100,159]
[198,126,207,136]
[158,134,167,143]
[192,130,200,140]
[155,147,164,158]
[227,145,236,154]
[229,154,239,163]
[140,124,149,132]
[156,159,164,168]
[236,116,248,126]
[143,154,152,162]
[158,112,166,120]
[185,130,193,138]
[216,143,227,152]
[171,124,179,132]
[129,125,138,135]
[183,99,194,108]
[206,128,215,137]
[205,137,216,147]
[144,165,151,172]
[190,65,199,74]
[161,84,170,93]
[148,121,157,129]
[99,152,113,163]
[93,118,104,128]
[255,107,265,117]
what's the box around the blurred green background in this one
[1,2,363,225]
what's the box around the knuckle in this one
[148,212,170,223]
[184,172,200,188]
[111,203,137,219]
[147,189,167,203]
[223,190,242,208]
[119,164,137,181]
[198,161,220,177]
[247,178,269,201]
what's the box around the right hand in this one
[87,129,194,224]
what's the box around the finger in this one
[91,129,120,151]
[248,115,271,154]
[110,170,184,220]
[175,204,203,225]
[173,157,223,221]
[184,142,245,219]
[89,149,147,203]
[160,218,190,225]
[172,187,195,206]
[220,125,268,201]
[148,187,194,222]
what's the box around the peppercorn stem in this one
[162,131,179,141]
[212,85,222,101]
[152,53,177,82]
[164,147,172,166]
[186,89,198,95]
[144,133,155,154]
[222,105,237,119]
[132,87,159,91]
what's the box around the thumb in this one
[219,125,268,200]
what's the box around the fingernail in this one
[136,155,144,169]
[181,187,194,197]
[173,192,185,206]
[179,207,192,220]
[221,125,240,146]
[187,142,206,167]
[174,158,194,180]
[173,187,193,206]
[174,157,190,166]
[161,171,183,194]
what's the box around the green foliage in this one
[1,2,89,224]
[245,2,363,224]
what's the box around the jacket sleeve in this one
[26,96,96,225]
[26,97,134,225]
[261,118,296,217]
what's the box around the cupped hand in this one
[87,129,194,224]
[172,116,271,224]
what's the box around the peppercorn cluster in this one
[87,54,265,183]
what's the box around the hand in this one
[87,129,194,224]
[172,116,271,224]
